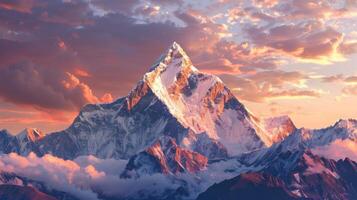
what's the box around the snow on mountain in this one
[16,128,45,142]
[15,128,45,155]
[0,128,45,155]
[279,119,356,152]
[237,118,357,169]
[262,115,297,143]
[0,130,12,153]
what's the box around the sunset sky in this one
[0,0,357,134]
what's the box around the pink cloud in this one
[342,85,357,95]
[220,71,320,102]
[0,0,36,13]
[312,139,357,162]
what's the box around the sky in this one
[0,0,356,134]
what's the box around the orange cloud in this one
[221,71,321,102]
[253,0,279,8]
[73,68,91,77]
[196,58,242,75]
[0,63,114,117]
[100,93,113,103]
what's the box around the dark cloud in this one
[244,22,349,62]
[0,63,103,111]
[0,4,234,99]
[91,0,140,15]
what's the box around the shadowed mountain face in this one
[196,173,306,200]
[0,185,57,200]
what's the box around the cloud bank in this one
[312,139,357,162]
[0,152,245,200]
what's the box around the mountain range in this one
[0,42,356,200]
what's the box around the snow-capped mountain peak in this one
[263,115,297,143]
[16,128,45,142]
[148,41,195,72]
[144,42,202,95]
[127,42,273,155]
[334,119,357,130]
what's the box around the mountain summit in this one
[128,42,273,154]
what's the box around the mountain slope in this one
[263,115,297,143]
[0,171,79,200]
[198,147,357,200]
[196,172,306,200]
[0,185,57,200]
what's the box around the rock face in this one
[0,172,79,200]
[122,136,208,177]
[199,117,357,200]
[276,119,356,153]
[196,172,305,200]
[0,185,57,200]
[230,120,357,200]
[263,115,297,143]
[0,42,279,161]
[263,150,357,199]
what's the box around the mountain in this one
[263,115,297,143]
[237,119,356,167]
[16,128,45,155]
[213,119,357,200]
[196,172,306,200]
[121,136,208,177]
[199,151,357,200]
[0,42,286,160]
[0,172,79,200]
[0,185,57,200]
[0,128,45,155]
